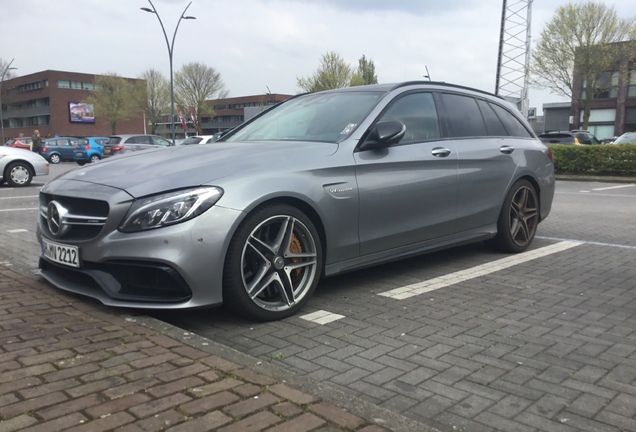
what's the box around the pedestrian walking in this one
[31,129,42,153]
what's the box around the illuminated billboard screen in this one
[69,102,95,123]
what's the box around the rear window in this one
[108,137,122,145]
[538,133,575,144]
[182,137,203,145]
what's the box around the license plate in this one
[104,148,111,155]
[41,238,80,268]
[76,152,83,157]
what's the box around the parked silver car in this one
[102,134,173,158]
[1,146,49,187]
[36,82,555,321]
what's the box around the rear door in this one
[439,93,530,231]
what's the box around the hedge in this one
[548,144,636,176]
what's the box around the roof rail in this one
[389,81,504,100]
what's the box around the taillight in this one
[574,137,580,145]
[547,148,553,161]
[113,145,124,152]
[42,147,48,153]
[85,144,91,150]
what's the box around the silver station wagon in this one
[37,81,555,321]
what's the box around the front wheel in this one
[488,179,539,253]
[49,154,61,164]
[223,204,323,321]
[6,162,33,187]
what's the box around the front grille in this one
[40,193,109,241]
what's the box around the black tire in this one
[49,154,61,164]
[488,179,539,253]
[76,161,86,166]
[89,155,100,163]
[5,162,33,187]
[223,204,323,321]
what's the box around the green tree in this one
[530,2,636,129]
[297,51,353,92]
[174,62,227,135]
[85,73,142,134]
[352,54,378,86]
[139,68,169,135]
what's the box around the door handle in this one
[499,145,515,154]
[431,147,451,157]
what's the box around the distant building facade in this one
[570,42,636,139]
[0,70,145,142]
[154,94,292,138]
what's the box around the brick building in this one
[154,93,292,138]
[0,70,145,142]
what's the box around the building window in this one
[629,70,636,98]
[582,71,619,100]
[58,80,71,89]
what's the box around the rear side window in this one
[441,93,488,137]
[489,103,532,138]
[378,92,440,143]
[476,100,508,136]
[538,133,574,144]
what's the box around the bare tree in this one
[85,73,143,134]
[139,69,169,134]
[0,58,17,80]
[531,2,636,129]
[174,62,227,135]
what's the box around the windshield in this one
[225,91,383,143]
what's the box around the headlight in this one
[119,187,223,233]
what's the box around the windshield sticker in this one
[341,123,357,135]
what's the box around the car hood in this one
[56,141,339,197]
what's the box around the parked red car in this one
[5,137,33,150]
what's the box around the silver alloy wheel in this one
[50,154,61,164]
[10,164,31,185]
[508,185,538,247]
[90,155,100,163]
[240,214,318,312]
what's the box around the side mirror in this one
[359,120,406,151]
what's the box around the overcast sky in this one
[2,0,634,113]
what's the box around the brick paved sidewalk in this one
[0,268,432,432]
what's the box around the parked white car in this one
[0,146,49,187]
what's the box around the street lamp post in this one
[0,58,17,146]
[141,1,195,145]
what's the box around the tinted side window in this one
[476,100,508,136]
[489,103,532,138]
[441,93,487,137]
[378,92,440,143]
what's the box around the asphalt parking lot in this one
[1,162,635,432]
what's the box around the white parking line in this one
[7,229,29,233]
[378,241,582,300]
[592,184,635,191]
[537,236,636,250]
[300,310,345,325]
[0,195,39,199]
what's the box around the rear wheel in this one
[5,162,33,187]
[89,155,100,163]
[223,204,322,321]
[49,154,61,164]
[76,161,86,166]
[489,179,539,253]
